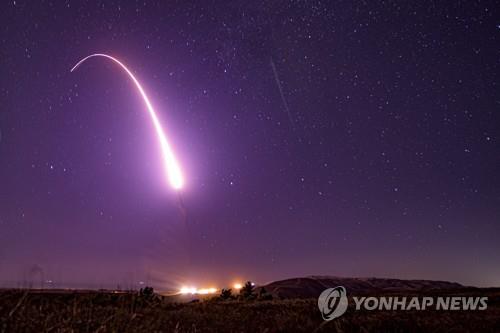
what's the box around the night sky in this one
[1,1,499,290]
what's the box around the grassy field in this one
[1,289,499,332]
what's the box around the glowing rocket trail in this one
[71,53,184,190]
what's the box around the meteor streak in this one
[270,56,294,127]
[71,53,184,190]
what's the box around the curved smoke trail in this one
[71,54,184,190]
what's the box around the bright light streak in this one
[179,286,197,294]
[71,53,184,190]
[197,287,217,295]
[233,283,242,290]
[179,286,218,295]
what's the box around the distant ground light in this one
[177,281,255,295]
[179,286,218,295]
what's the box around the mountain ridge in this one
[258,276,467,298]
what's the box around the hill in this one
[258,276,465,298]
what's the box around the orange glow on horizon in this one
[179,286,218,295]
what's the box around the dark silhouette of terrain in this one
[1,277,499,332]
[257,275,466,298]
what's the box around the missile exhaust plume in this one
[71,53,184,190]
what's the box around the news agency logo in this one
[318,286,488,321]
[317,286,348,321]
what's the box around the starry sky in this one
[1,1,499,290]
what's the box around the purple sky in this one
[0,1,499,290]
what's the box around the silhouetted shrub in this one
[240,281,255,300]
[258,287,273,301]
[139,286,154,298]
[220,288,233,300]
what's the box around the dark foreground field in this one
[1,289,499,332]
